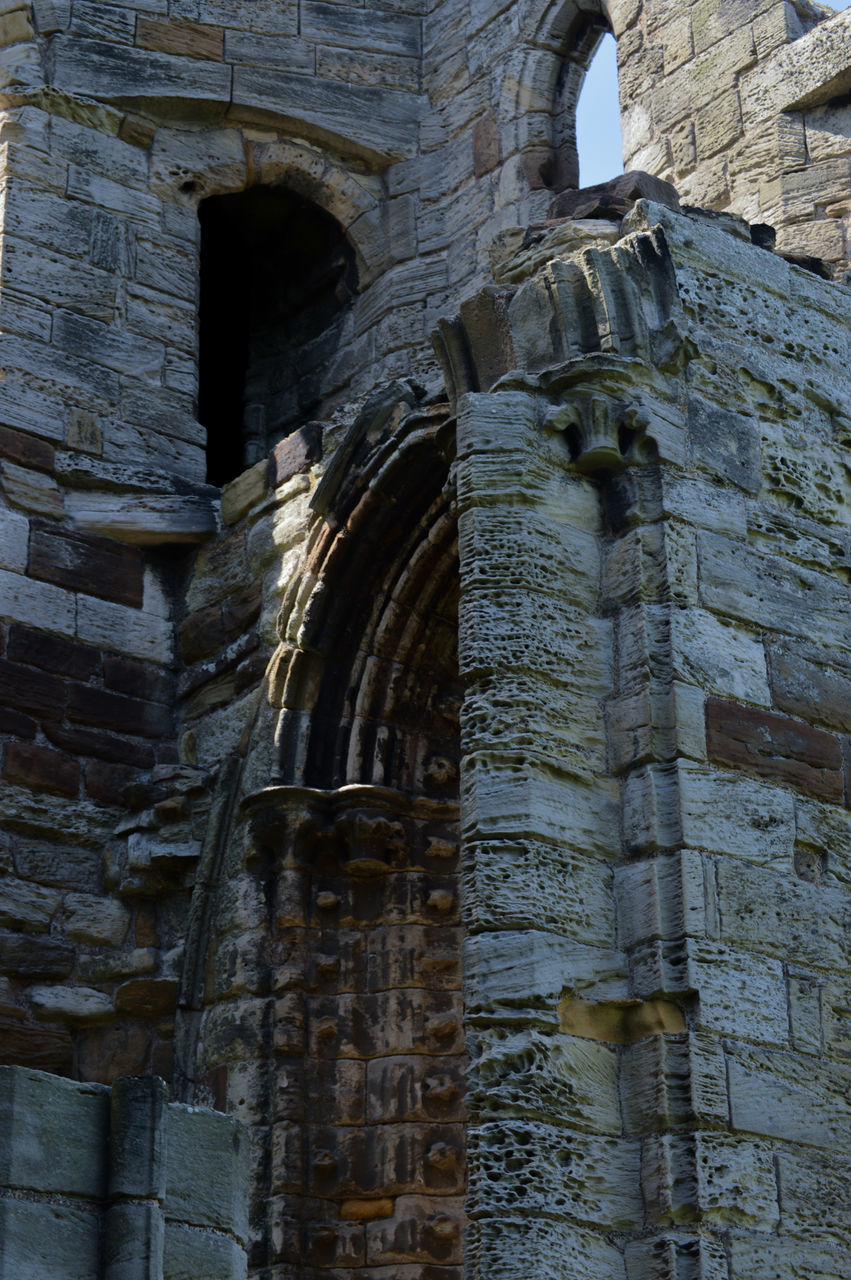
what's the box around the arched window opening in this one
[548,21,622,192]
[198,186,358,487]
[576,31,624,187]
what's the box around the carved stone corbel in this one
[544,391,651,476]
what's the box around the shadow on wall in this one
[198,186,358,487]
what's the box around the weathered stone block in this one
[29,985,113,1022]
[467,1121,641,1229]
[136,16,223,60]
[364,1193,462,1266]
[162,1221,247,1280]
[166,1106,249,1243]
[728,1045,851,1151]
[716,855,849,971]
[686,394,760,492]
[767,639,851,734]
[706,696,843,802]
[4,741,80,797]
[464,930,627,1017]
[0,1197,100,1279]
[0,1066,108,1196]
[467,1027,620,1134]
[466,1213,625,1280]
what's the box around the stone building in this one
[0,0,850,1276]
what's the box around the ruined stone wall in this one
[615,0,851,269]
[0,1,850,1278]
[441,198,851,1277]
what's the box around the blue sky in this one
[577,2,851,188]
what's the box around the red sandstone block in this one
[178,602,224,664]
[4,741,80,796]
[0,423,55,473]
[221,582,262,638]
[706,696,843,802]
[0,706,37,739]
[114,978,179,1018]
[103,653,174,704]
[7,624,102,681]
[269,423,322,488]
[0,658,65,721]
[43,721,156,769]
[84,759,140,807]
[28,519,144,608]
[0,1007,72,1074]
[67,683,172,738]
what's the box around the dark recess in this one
[198,186,358,487]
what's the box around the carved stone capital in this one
[545,391,650,476]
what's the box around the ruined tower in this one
[1,0,850,1276]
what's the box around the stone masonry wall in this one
[615,0,851,269]
[0,1067,248,1279]
[441,198,851,1276]
[0,2,850,1279]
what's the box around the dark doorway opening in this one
[198,186,358,487]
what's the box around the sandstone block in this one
[136,16,223,60]
[76,597,173,664]
[162,1221,247,1280]
[0,1010,73,1074]
[728,1045,851,1150]
[366,1055,464,1125]
[0,1066,109,1196]
[114,978,179,1019]
[466,1213,625,1280]
[1,461,64,518]
[7,625,100,681]
[28,984,113,1023]
[727,1231,851,1278]
[3,742,80,797]
[716,854,849,970]
[0,1196,100,1279]
[52,35,232,108]
[467,1028,620,1135]
[364,1193,462,1266]
[676,760,796,867]
[0,424,54,474]
[706,696,843,802]
[67,684,172,739]
[28,520,144,607]
[104,1200,164,1280]
[0,508,29,575]
[166,1106,248,1242]
[767,640,851,733]
[269,423,323,490]
[64,893,130,946]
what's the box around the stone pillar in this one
[457,388,637,1278]
[104,1076,167,1280]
